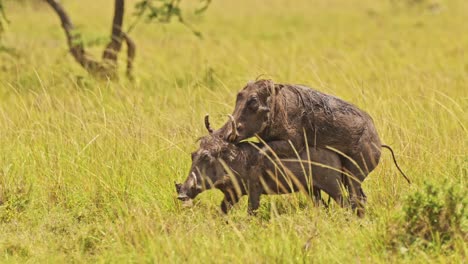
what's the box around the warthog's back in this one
[279,84,380,154]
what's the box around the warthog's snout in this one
[177,193,190,201]
[175,182,189,201]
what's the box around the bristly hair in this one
[252,80,292,136]
[197,134,238,162]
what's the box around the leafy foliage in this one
[0,171,32,223]
[131,0,211,37]
[387,181,467,251]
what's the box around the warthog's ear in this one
[175,182,182,192]
[258,79,279,96]
[200,150,213,161]
[269,84,283,96]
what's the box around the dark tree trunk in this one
[102,0,124,63]
[45,0,135,80]
[123,32,136,79]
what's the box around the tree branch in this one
[45,0,104,75]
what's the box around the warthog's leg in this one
[323,180,346,208]
[312,187,324,207]
[342,142,381,217]
[343,134,381,216]
[342,159,367,217]
[314,171,346,208]
[348,183,367,217]
[247,178,262,215]
[220,188,241,214]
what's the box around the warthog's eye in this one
[200,151,213,162]
[247,96,259,111]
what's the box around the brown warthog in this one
[216,79,410,216]
[175,116,345,214]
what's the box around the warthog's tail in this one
[381,145,411,184]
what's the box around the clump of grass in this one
[386,180,467,252]
[0,176,32,223]
[2,242,30,258]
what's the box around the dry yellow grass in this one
[0,0,466,262]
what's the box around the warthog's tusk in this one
[227,114,238,142]
[204,114,214,134]
[191,172,197,185]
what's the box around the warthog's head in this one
[175,115,237,202]
[226,79,279,142]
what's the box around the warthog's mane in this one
[263,81,294,136]
[198,134,241,163]
[262,80,368,138]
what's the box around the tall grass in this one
[0,0,466,262]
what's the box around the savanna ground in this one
[0,0,466,262]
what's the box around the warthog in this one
[216,79,410,216]
[175,116,345,214]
